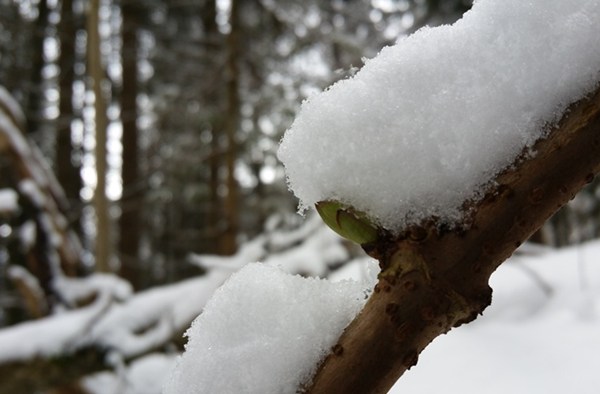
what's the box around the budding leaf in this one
[316,200,379,245]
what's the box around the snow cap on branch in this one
[164,263,374,394]
[278,0,600,233]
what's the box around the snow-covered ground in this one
[82,240,600,394]
[391,241,600,394]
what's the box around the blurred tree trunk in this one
[57,0,82,232]
[26,0,49,135]
[119,2,141,288]
[87,0,110,272]
[221,0,241,255]
[201,0,222,255]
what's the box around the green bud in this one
[315,200,379,245]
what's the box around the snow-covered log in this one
[0,86,82,282]
[0,270,227,393]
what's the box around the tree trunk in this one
[202,0,222,255]
[26,0,49,136]
[57,0,83,232]
[306,87,600,393]
[220,0,241,255]
[119,3,141,288]
[87,0,110,272]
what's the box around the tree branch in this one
[306,85,600,393]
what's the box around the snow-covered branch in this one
[0,85,83,299]
[188,212,361,278]
[0,209,364,392]
[166,1,600,392]
[0,270,227,393]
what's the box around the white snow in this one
[87,272,228,358]
[1,238,599,393]
[187,236,266,272]
[163,263,374,394]
[264,225,349,277]
[83,353,179,394]
[165,242,600,394]
[52,273,132,309]
[391,241,600,394]
[0,188,18,213]
[0,289,113,363]
[189,212,353,277]
[0,270,228,362]
[18,179,46,208]
[278,0,600,232]
[18,220,37,250]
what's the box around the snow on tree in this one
[279,0,600,233]
[163,263,375,394]
[167,0,600,393]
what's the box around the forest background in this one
[1,0,599,392]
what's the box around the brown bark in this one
[0,348,108,394]
[87,0,111,272]
[57,0,83,230]
[8,271,48,318]
[26,0,49,135]
[306,87,600,393]
[119,3,141,288]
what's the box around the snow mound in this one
[164,263,374,394]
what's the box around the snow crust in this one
[163,263,374,394]
[278,0,600,232]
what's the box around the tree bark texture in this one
[57,0,83,231]
[119,3,141,288]
[306,87,600,394]
[87,0,111,272]
[26,0,49,135]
